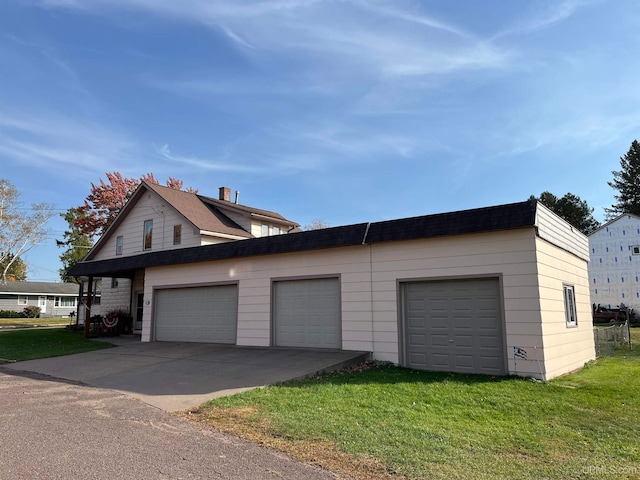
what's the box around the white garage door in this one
[155,285,237,344]
[273,278,341,349]
[402,278,505,375]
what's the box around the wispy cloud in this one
[154,144,267,173]
[0,110,138,175]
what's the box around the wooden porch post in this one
[83,275,94,339]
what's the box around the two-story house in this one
[70,190,596,381]
[588,213,640,312]
[76,182,299,329]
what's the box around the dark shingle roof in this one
[69,200,537,278]
[0,282,79,295]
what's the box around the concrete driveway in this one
[3,338,368,412]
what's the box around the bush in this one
[0,310,24,318]
[22,306,41,318]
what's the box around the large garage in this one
[273,277,341,349]
[401,278,505,375]
[154,284,238,344]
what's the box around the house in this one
[588,213,640,312]
[69,185,595,381]
[75,182,299,325]
[0,281,79,317]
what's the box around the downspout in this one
[362,223,374,354]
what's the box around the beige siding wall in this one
[535,238,595,379]
[92,191,201,261]
[139,223,593,380]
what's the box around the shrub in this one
[22,306,41,318]
[0,310,24,318]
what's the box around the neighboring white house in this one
[0,281,79,317]
[588,213,640,311]
[70,188,595,381]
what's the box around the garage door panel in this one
[274,278,341,349]
[403,278,505,375]
[155,285,237,344]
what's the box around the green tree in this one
[531,191,600,234]
[57,207,94,283]
[0,252,27,281]
[606,139,640,218]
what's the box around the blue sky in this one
[2,0,639,282]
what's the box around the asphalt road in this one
[0,370,337,480]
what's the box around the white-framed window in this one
[116,235,123,255]
[261,224,269,237]
[173,224,182,245]
[273,226,280,235]
[54,297,77,308]
[563,284,577,327]
[143,220,153,250]
[17,295,28,305]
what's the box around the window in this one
[173,225,182,245]
[633,246,640,255]
[111,278,119,288]
[55,297,77,308]
[116,235,123,255]
[273,226,280,235]
[17,295,27,305]
[563,284,577,327]
[143,220,153,250]
[261,224,269,237]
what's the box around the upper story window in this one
[563,284,577,327]
[173,225,182,245]
[17,295,28,305]
[143,220,153,250]
[273,226,280,235]
[261,224,269,237]
[116,235,123,255]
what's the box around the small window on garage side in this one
[143,220,153,250]
[564,284,577,327]
[173,224,182,245]
[18,295,28,305]
[116,235,123,255]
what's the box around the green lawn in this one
[191,329,640,480]
[0,317,75,327]
[0,328,113,362]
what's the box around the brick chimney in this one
[219,186,231,202]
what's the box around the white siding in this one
[588,214,640,310]
[535,202,590,261]
[92,191,201,261]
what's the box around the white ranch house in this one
[70,182,595,381]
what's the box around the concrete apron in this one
[3,338,370,412]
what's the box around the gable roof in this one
[0,281,79,295]
[85,182,298,260]
[69,199,538,278]
[588,212,640,237]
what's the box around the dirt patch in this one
[180,406,403,480]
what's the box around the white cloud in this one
[154,144,266,173]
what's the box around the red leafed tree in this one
[74,172,197,238]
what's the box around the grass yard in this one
[188,329,640,480]
[0,328,113,362]
[0,317,75,328]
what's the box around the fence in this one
[593,321,632,357]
